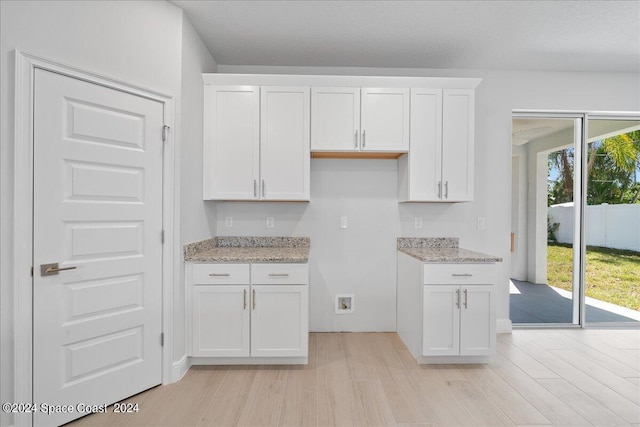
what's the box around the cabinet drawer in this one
[251,263,309,285]
[192,263,250,285]
[423,263,496,285]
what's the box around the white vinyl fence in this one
[548,203,640,252]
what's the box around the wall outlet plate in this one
[340,216,348,229]
[225,216,233,228]
[266,217,274,228]
[414,217,423,229]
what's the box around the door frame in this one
[13,50,177,427]
[511,109,640,328]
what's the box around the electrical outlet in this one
[477,217,486,230]
[225,216,233,228]
[266,217,274,228]
[414,217,423,229]
[340,216,348,229]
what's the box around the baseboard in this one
[496,318,513,333]
[191,356,308,365]
[170,354,190,383]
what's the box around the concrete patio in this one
[510,279,640,324]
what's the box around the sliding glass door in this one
[511,112,640,327]
[511,116,582,325]
[584,117,640,325]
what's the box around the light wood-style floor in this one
[68,329,640,426]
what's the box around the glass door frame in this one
[513,110,640,328]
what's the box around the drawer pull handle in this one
[452,274,472,277]
[268,273,289,277]
[252,289,256,310]
[209,273,230,277]
[243,289,247,310]
[456,289,460,308]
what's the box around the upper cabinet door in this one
[406,88,443,201]
[360,87,410,152]
[311,87,360,151]
[442,89,474,202]
[260,86,311,201]
[203,85,260,200]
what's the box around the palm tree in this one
[549,130,640,205]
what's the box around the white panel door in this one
[311,87,361,151]
[260,86,310,201]
[192,285,250,357]
[422,285,460,356]
[442,89,474,201]
[204,85,260,200]
[250,285,309,357]
[459,285,496,356]
[408,89,443,201]
[33,69,163,426]
[360,87,410,152]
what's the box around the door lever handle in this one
[40,263,77,276]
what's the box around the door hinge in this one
[162,124,170,142]
[161,230,165,244]
[161,333,164,346]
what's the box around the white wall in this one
[177,14,218,363]
[0,1,210,423]
[218,64,640,332]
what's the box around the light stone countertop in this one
[184,236,310,263]
[398,237,502,263]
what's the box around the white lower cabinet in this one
[423,284,495,357]
[192,285,250,357]
[188,263,309,363]
[397,252,496,363]
[251,285,308,357]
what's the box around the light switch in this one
[477,217,486,229]
[266,217,274,228]
[340,216,348,229]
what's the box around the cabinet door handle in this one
[243,289,247,310]
[209,273,230,277]
[463,289,468,309]
[452,274,472,277]
[268,273,289,277]
[438,181,442,198]
[445,181,449,199]
[252,289,256,310]
[362,129,366,148]
[456,289,460,308]
[253,180,257,198]
[354,130,358,148]
[262,180,266,197]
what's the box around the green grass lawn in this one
[547,243,640,311]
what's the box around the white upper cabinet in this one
[442,89,475,202]
[311,87,360,151]
[360,88,410,152]
[399,88,475,202]
[204,85,260,200]
[204,85,310,201]
[260,86,311,201]
[311,87,409,153]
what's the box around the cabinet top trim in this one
[203,73,482,89]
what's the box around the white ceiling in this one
[172,0,640,73]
